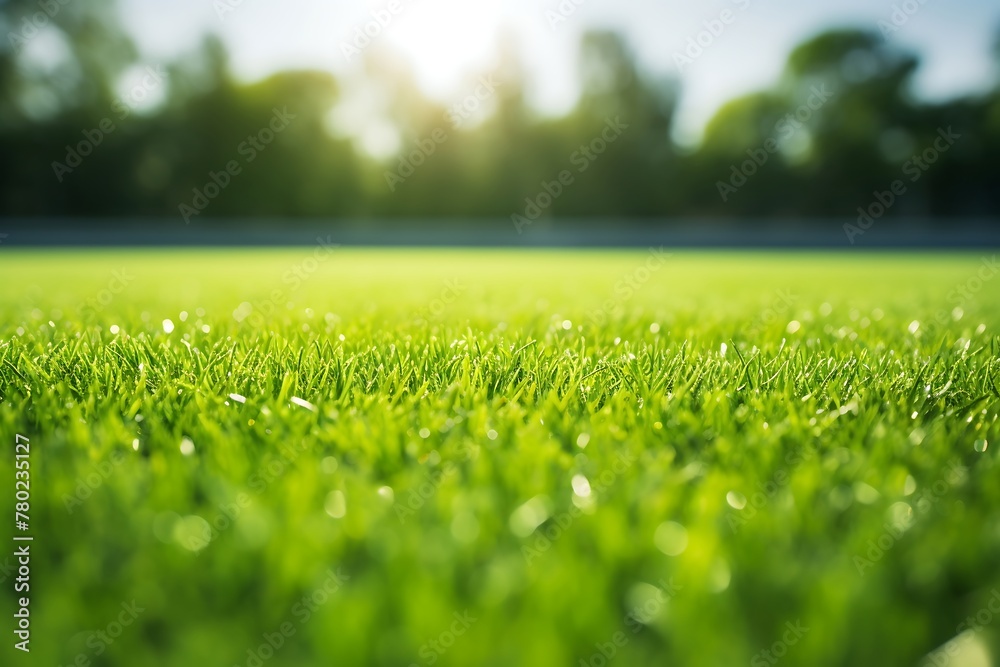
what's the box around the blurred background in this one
[1,0,999,241]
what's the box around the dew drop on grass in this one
[162,318,175,333]
[487,429,498,441]
[576,433,590,448]
[132,439,140,452]
[510,496,551,538]
[786,320,801,334]
[654,521,688,556]
[726,491,747,510]
[324,491,346,519]
[974,439,988,453]
[110,324,120,334]
[377,486,394,503]
[572,475,592,498]
[908,320,920,334]
[179,437,195,456]
[228,393,247,404]
[290,396,317,412]
[854,482,880,504]
[419,428,431,439]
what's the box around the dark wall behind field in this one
[1,0,999,230]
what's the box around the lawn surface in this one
[1,249,999,667]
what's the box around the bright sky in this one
[119,0,999,144]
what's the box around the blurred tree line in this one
[1,0,998,225]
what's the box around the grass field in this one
[1,249,999,667]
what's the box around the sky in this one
[118,0,999,146]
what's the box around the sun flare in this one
[384,0,505,97]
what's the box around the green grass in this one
[1,249,999,667]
